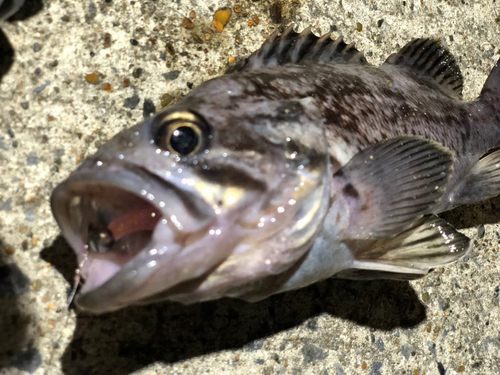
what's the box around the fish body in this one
[51,26,500,313]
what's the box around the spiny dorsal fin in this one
[225,25,367,74]
[383,38,464,100]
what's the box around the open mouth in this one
[51,164,220,312]
[68,186,162,265]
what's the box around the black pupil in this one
[170,126,198,155]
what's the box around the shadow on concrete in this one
[0,0,44,83]
[6,0,43,22]
[0,29,14,83]
[440,195,500,230]
[41,236,426,375]
[0,239,30,370]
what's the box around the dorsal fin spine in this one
[225,25,367,74]
[383,38,464,100]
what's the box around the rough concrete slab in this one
[0,0,499,374]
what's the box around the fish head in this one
[51,75,330,313]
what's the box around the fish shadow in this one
[0,239,30,370]
[42,236,426,375]
[440,195,500,230]
[0,0,44,83]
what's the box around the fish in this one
[51,25,500,313]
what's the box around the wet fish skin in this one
[51,26,500,312]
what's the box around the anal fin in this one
[449,148,500,207]
[337,215,470,281]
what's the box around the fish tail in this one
[479,58,500,107]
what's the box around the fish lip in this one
[51,160,213,312]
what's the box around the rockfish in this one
[51,26,500,313]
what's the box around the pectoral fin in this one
[333,136,454,239]
[337,215,470,280]
[449,148,500,207]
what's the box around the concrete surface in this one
[1,0,500,374]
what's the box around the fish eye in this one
[155,112,206,156]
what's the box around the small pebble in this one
[5,245,15,255]
[205,33,211,41]
[426,323,432,333]
[235,38,242,44]
[47,320,56,329]
[422,292,430,303]
[253,15,260,25]
[183,17,195,29]
[130,39,139,46]
[90,51,95,57]
[47,303,56,310]
[85,73,99,84]
[377,19,384,27]
[160,93,173,108]
[357,22,363,32]
[104,33,112,48]
[477,224,485,239]
[61,15,70,22]
[270,1,282,23]
[143,99,156,119]
[123,78,130,87]
[20,102,29,110]
[459,366,465,372]
[166,42,175,55]
[189,10,196,19]
[47,116,54,122]
[132,67,143,79]
[228,56,235,63]
[103,83,114,92]
[32,279,42,291]
[163,70,180,81]
[362,362,367,370]
[49,60,58,68]
[248,20,254,26]
[234,5,242,13]
[186,82,194,89]
[213,7,231,32]
[33,43,41,52]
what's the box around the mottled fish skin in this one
[51,27,500,313]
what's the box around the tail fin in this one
[480,58,500,104]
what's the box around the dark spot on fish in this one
[343,183,359,198]
[360,204,368,211]
[197,165,267,192]
[334,169,344,177]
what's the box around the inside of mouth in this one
[67,185,162,266]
